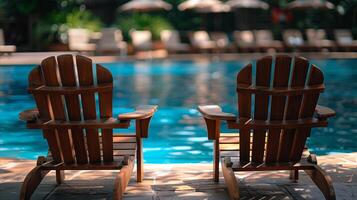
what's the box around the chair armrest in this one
[118,105,158,120]
[19,109,39,122]
[315,105,336,120]
[197,105,236,121]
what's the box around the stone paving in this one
[0,153,356,199]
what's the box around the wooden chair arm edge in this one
[315,105,336,120]
[198,105,236,121]
[19,109,39,122]
[118,105,158,120]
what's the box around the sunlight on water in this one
[0,59,356,163]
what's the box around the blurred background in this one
[0,0,356,52]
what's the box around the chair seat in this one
[45,134,137,170]
[219,133,310,171]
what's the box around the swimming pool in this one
[0,59,356,163]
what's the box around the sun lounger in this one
[283,29,313,52]
[0,29,16,54]
[254,30,284,52]
[68,28,97,52]
[233,31,259,52]
[189,31,217,52]
[130,30,153,52]
[160,30,190,53]
[334,29,357,51]
[210,32,236,53]
[97,28,127,55]
[306,29,336,51]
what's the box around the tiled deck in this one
[0,153,356,199]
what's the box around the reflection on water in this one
[0,59,356,163]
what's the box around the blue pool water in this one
[0,59,356,163]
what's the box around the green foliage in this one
[66,9,102,31]
[32,8,102,49]
[32,11,67,49]
[116,13,173,40]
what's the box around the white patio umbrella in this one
[226,0,269,10]
[178,0,230,13]
[287,0,335,10]
[178,0,231,30]
[120,0,172,12]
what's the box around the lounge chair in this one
[283,29,313,51]
[210,32,236,53]
[233,30,259,52]
[18,54,157,200]
[0,29,16,54]
[306,29,336,51]
[130,30,153,52]
[334,29,357,51]
[188,31,217,53]
[160,30,190,53]
[97,28,127,56]
[68,28,97,52]
[254,30,284,52]
[198,55,336,200]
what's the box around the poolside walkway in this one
[0,153,356,200]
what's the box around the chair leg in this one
[213,140,220,182]
[136,137,143,182]
[113,157,134,200]
[304,165,336,200]
[20,166,50,200]
[56,170,65,184]
[221,157,240,200]
[289,169,299,182]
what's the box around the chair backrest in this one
[306,29,327,42]
[68,28,91,49]
[210,32,230,47]
[255,30,274,44]
[0,29,5,45]
[28,54,115,165]
[236,55,325,164]
[131,30,153,50]
[161,30,181,46]
[98,28,124,49]
[283,29,304,46]
[233,31,255,45]
[334,29,353,44]
[190,31,211,45]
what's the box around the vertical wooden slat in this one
[252,56,272,163]
[76,55,101,163]
[266,56,292,162]
[290,65,324,161]
[96,64,114,162]
[41,56,75,164]
[29,66,62,163]
[278,57,309,162]
[237,64,252,164]
[57,55,88,164]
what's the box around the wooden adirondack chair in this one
[198,55,336,200]
[18,54,157,200]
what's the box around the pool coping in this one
[1,52,357,66]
